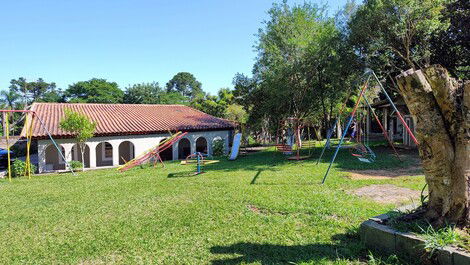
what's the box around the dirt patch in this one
[347,165,423,179]
[351,184,421,204]
[246,204,289,216]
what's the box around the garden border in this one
[360,214,470,265]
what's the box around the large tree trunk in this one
[396,65,469,226]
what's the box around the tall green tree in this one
[349,0,447,70]
[192,88,227,118]
[158,91,188,105]
[430,0,469,79]
[232,73,257,111]
[123,82,163,104]
[225,104,248,125]
[9,77,62,104]
[166,72,203,101]
[59,109,96,171]
[123,82,187,105]
[0,90,20,109]
[65,78,123,103]
[246,1,359,138]
[192,94,226,118]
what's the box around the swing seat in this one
[351,144,376,163]
[275,144,292,154]
[357,157,372,163]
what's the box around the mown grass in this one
[0,146,425,264]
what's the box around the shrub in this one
[69,160,83,171]
[212,139,225,156]
[9,159,36,178]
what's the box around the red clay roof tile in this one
[30,103,235,139]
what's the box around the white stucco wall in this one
[37,130,231,173]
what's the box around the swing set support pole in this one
[322,78,369,184]
[6,111,11,181]
[316,120,337,165]
[363,95,401,161]
[33,113,76,176]
[197,154,201,174]
[316,89,353,165]
[369,70,419,146]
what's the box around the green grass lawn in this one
[0,146,425,264]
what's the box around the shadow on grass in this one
[203,144,418,172]
[250,170,262,185]
[315,144,421,171]
[209,231,376,265]
[167,171,200,178]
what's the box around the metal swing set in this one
[319,70,419,184]
[1,109,75,181]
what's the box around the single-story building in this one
[30,103,235,173]
[368,96,417,147]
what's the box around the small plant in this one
[420,183,429,206]
[9,159,36,178]
[69,160,84,171]
[60,108,96,172]
[212,139,224,156]
[10,145,26,157]
[420,225,459,257]
[367,251,400,265]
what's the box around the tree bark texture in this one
[396,65,469,226]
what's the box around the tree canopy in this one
[65,78,123,103]
[348,0,447,72]
[8,77,63,105]
[234,1,361,138]
[166,72,203,101]
[430,0,470,79]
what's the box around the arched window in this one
[71,144,90,168]
[178,138,191,159]
[158,138,173,161]
[118,141,135,165]
[96,142,113,167]
[196,137,208,154]
[44,144,66,171]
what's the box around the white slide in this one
[229,133,242,160]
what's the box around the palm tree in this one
[0,90,21,135]
[0,90,20,109]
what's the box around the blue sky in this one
[0,0,348,95]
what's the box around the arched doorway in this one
[96,142,113,167]
[119,141,135,165]
[71,144,90,168]
[159,138,173,161]
[44,144,66,171]
[196,137,208,154]
[212,136,224,156]
[178,138,191,159]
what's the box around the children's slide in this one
[229,133,242,160]
[118,132,187,172]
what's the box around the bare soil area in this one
[351,184,421,204]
